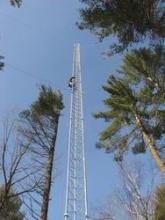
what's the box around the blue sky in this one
[0,1,159,219]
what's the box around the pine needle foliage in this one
[19,85,64,165]
[94,46,165,162]
[78,0,165,54]
[0,56,4,70]
[0,186,24,220]
[154,184,165,220]
[31,85,64,119]
[19,85,64,145]
[19,84,64,160]
[10,0,22,7]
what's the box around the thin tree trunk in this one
[134,111,165,177]
[40,119,59,220]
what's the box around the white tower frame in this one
[64,43,88,220]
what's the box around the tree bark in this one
[134,111,165,177]
[40,119,59,220]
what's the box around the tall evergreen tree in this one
[94,45,165,176]
[19,85,64,220]
[78,0,165,54]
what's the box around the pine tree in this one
[78,0,165,54]
[19,85,64,220]
[94,45,165,175]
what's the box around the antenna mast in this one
[64,43,88,220]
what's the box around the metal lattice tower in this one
[64,43,88,220]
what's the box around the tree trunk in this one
[40,119,59,220]
[134,111,165,177]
